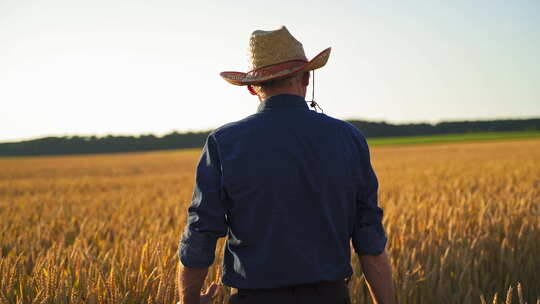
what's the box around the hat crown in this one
[248,26,308,71]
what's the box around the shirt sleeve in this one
[178,133,228,268]
[351,133,388,256]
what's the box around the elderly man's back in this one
[179,94,387,292]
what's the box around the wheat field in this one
[0,139,539,304]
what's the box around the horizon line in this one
[2,115,539,144]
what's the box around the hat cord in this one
[309,70,324,113]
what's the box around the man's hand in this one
[358,250,395,304]
[199,284,220,304]
[177,263,221,304]
[176,283,220,304]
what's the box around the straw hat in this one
[220,26,331,86]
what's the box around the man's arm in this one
[351,133,394,303]
[177,133,228,303]
[177,264,208,304]
[359,250,395,304]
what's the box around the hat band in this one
[246,59,308,80]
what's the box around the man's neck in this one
[258,89,306,103]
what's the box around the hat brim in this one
[220,47,331,86]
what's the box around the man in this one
[177,26,395,304]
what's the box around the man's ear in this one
[247,85,258,96]
[301,71,310,86]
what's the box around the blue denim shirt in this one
[178,94,387,289]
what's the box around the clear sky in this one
[1,0,539,142]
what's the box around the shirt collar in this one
[257,94,310,113]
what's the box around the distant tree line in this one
[1,118,538,156]
[0,132,210,156]
[347,118,540,137]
